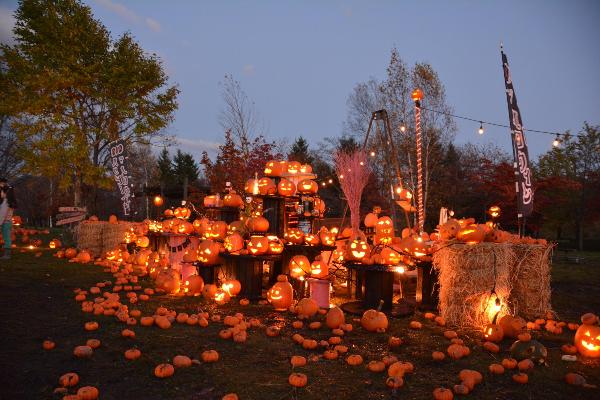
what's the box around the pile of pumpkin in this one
[434,217,547,245]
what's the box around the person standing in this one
[0,177,17,260]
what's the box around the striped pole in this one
[411,88,425,232]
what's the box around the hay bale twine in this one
[76,221,105,258]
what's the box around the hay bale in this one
[433,243,516,329]
[510,244,553,320]
[102,222,134,255]
[76,221,105,258]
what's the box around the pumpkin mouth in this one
[270,294,283,300]
[581,340,600,351]
[352,251,366,258]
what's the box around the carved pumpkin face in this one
[310,260,328,279]
[257,177,276,195]
[264,160,286,177]
[267,236,284,254]
[49,239,61,249]
[124,230,136,244]
[488,205,501,219]
[287,161,301,174]
[331,249,345,262]
[304,234,320,246]
[213,288,230,305]
[319,228,336,246]
[297,179,318,194]
[575,318,600,358]
[289,255,310,278]
[347,239,370,261]
[223,191,244,208]
[457,224,486,244]
[380,247,401,265]
[376,216,394,236]
[284,228,305,244]
[222,279,241,296]
[224,233,244,253]
[182,275,204,295]
[300,164,313,174]
[396,188,413,202]
[247,236,269,255]
[208,221,228,239]
[177,221,194,235]
[277,179,296,196]
[227,220,244,235]
[197,240,222,265]
[267,275,293,310]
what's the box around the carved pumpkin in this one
[484,322,504,343]
[318,227,336,246]
[222,279,241,296]
[247,235,269,255]
[227,220,244,235]
[202,284,217,300]
[65,248,77,259]
[264,160,287,177]
[346,239,370,261]
[267,275,294,310]
[297,179,318,194]
[49,239,62,249]
[376,216,394,236]
[155,269,181,294]
[277,179,296,196]
[223,191,244,208]
[258,177,277,195]
[214,288,231,305]
[197,240,222,265]
[266,235,284,254]
[284,228,305,244]
[300,164,312,174]
[224,233,244,253]
[287,161,301,175]
[457,224,486,244]
[182,274,204,295]
[304,233,320,246]
[289,255,310,278]
[246,216,269,232]
[207,221,228,239]
[574,313,600,358]
[310,260,328,279]
[380,247,402,265]
[177,221,194,235]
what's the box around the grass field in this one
[0,246,599,400]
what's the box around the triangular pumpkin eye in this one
[586,331,591,337]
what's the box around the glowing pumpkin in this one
[284,228,305,245]
[222,279,241,296]
[182,275,204,295]
[346,239,370,261]
[375,216,394,237]
[310,260,328,279]
[223,191,244,208]
[267,236,284,254]
[297,179,318,194]
[304,234,320,246]
[214,288,231,305]
[289,255,310,278]
[155,269,181,294]
[224,233,244,253]
[574,313,600,358]
[208,221,228,239]
[267,275,294,310]
[318,228,336,246]
[245,178,260,195]
[277,179,296,196]
[380,247,401,265]
[264,160,287,177]
[177,221,194,235]
[287,161,301,175]
[247,235,269,255]
[49,239,62,249]
[197,240,222,265]
[457,224,486,244]
[258,177,277,195]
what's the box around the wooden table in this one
[221,253,281,299]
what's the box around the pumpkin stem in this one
[492,311,500,325]
[377,299,384,312]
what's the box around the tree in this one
[0,114,23,179]
[0,0,178,206]
[157,148,174,187]
[172,149,200,185]
[288,136,314,165]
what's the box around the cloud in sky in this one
[175,137,221,155]
[95,0,161,32]
[242,64,255,76]
[0,7,16,45]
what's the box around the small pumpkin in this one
[290,355,307,367]
[433,387,454,400]
[325,307,345,329]
[288,372,308,388]
[154,363,175,378]
[59,373,79,387]
[125,348,141,360]
[512,373,528,384]
[346,354,363,366]
[201,350,219,363]
[489,363,505,374]
[76,386,99,400]
[173,355,192,368]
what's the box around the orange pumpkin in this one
[289,255,310,278]
[264,160,287,177]
[456,224,486,244]
[267,235,284,254]
[361,308,388,332]
[284,228,305,244]
[197,240,222,265]
[267,275,294,310]
[182,274,204,295]
[277,179,296,196]
[258,177,277,195]
[223,191,244,208]
[224,233,244,253]
[246,216,269,232]
[574,313,600,358]
[297,179,318,194]
[247,235,269,255]
[154,363,175,378]
[287,161,301,175]
[310,260,328,278]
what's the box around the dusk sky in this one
[1,0,599,160]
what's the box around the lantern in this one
[49,239,62,249]
[287,161,301,174]
[304,234,320,246]
[297,179,318,194]
[247,235,269,255]
[224,233,244,253]
[208,221,228,239]
[182,275,204,295]
[575,314,600,358]
[267,235,284,254]
[380,247,401,265]
[222,279,241,297]
[346,239,370,261]
[289,255,310,278]
[153,195,164,207]
[258,177,277,195]
[197,240,222,265]
[223,191,244,208]
[202,284,217,300]
[246,216,269,233]
[136,236,150,248]
[310,260,328,279]
[284,228,305,245]
[214,288,231,305]
[267,275,294,310]
[264,160,287,177]
[456,224,486,244]
[395,187,412,202]
[300,164,313,174]
[277,179,296,196]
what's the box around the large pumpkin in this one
[208,221,228,239]
[287,161,301,175]
[456,224,486,244]
[246,216,269,232]
[277,179,296,196]
[361,308,388,332]
[197,240,222,265]
[289,255,310,278]
[155,269,180,294]
[574,313,600,358]
[284,228,305,244]
[364,213,379,228]
[223,191,244,208]
[310,260,328,279]
[346,239,370,261]
[247,235,269,255]
[182,275,204,295]
[258,177,277,195]
[499,315,526,339]
[267,236,284,254]
[224,233,244,253]
[297,179,318,194]
[264,160,287,177]
[267,275,294,310]
[245,178,260,195]
[375,216,394,237]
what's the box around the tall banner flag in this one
[108,139,134,217]
[501,46,534,219]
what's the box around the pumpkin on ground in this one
[154,363,175,378]
[288,372,308,387]
[574,313,600,358]
[361,303,388,332]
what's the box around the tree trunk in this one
[73,178,82,207]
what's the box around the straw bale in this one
[76,221,104,257]
[102,222,135,255]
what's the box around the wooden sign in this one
[58,206,87,213]
[56,212,86,220]
[56,214,86,226]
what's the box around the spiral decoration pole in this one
[411,89,425,232]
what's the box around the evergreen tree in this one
[288,136,314,165]
[157,148,173,186]
[173,149,200,185]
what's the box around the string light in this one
[399,121,406,133]
[369,151,375,157]
[328,179,333,184]
[552,134,561,148]
[478,122,484,135]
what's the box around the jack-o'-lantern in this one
[245,178,260,195]
[331,248,345,262]
[247,235,269,255]
[438,219,460,240]
[222,279,241,296]
[49,239,62,249]
[364,213,379,228]
[297,179,318,194]
[174,207,191,219]
[208,221,228,239]
[203,195,222,208]
[457,224,486,244]
[177,221,194,235]
[213,288,231,305]
[380,247,401,265]
[227,220,244,235]
[289,255,310,278]
[287,161,301,175]
[376,216,394,236]
[314,197,325,215]
[267,275,293,310]
[124,230,136,244]
[277,179,296,196]
[575,313,600,358]
[258,177,277,195]
[488,205,501,219]
[164,209,174,217]
[155,269,180,294]
[300,164,313,174]
[346,239,370,261]
[264,160,287,177]
[197,240,222,265]
[223,191,244,208]
[284,228,305,244]
[267,236,284,254]
[224,233,244,253]
[182,275,204,295]
[319,228,336,246]
[395,188,413,202]
[373,234,393,245]
[246,216,269,232]
[304,234,320,246]
[135,236,150,248]
[192,218,208,234]
[310,260,328,279]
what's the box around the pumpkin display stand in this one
[204,206,240,225]
[342,264,414,317]
[222,253,281,299]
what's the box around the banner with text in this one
[108,139,134,217]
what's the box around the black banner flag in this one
[108,139,134,216]
[501,47,534,218]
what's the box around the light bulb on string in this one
[370,151,375,157]
[552,134,561,148]
[478,122,484,135]
[399,121,406,133]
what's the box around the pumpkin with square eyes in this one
[289,255,310,278]
[284,228,305,244]
[277,179,296,196]
[267,275,293,310]
[346,239,370,261]
[247,235,269,255]
[574,313,600,358]
[258,177,277,195]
